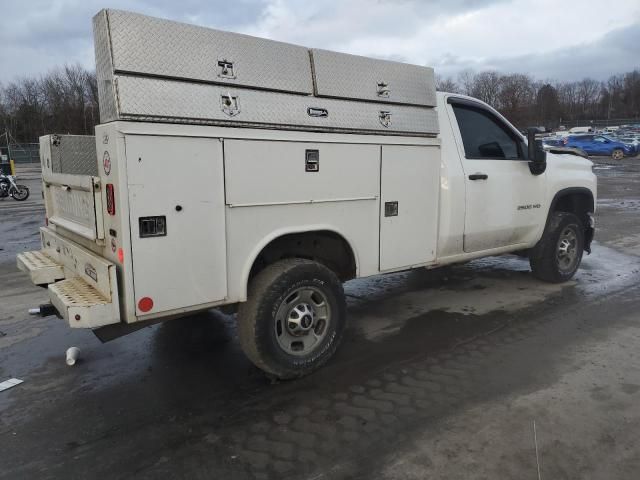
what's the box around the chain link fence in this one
[560,118,640,130]
[6,143,40,164]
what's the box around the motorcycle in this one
[0,172,30,201]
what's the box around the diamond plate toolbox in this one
[50,135,98,176]
[311,49,436,107]
[93,9,438,136]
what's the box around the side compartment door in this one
[126,135,227,316]
[379,145,440,270]
[448,100,546,253]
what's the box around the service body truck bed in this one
[18,9,596,378]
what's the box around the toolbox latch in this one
[379,111,392,128]
[221,93,240,117]
[377,81,390,98]
[217,59,236,79]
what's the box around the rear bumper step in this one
[49,277,117,329]
[18,235,121,329]
[17,250,65,285]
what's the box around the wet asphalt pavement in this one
[2,158,640,479]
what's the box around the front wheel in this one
[611,148,624,160]
[237,258,346,379]
[529,212,584,283]
[10,185,29,201]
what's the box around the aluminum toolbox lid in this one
[96,9,313,95]
[114,76,439,136]
[311,49,436,107]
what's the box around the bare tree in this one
[435,75,460,93]
[577,78,600,116]
[457,69,475,96]
[470,71,502,106]
[537,83,560,127]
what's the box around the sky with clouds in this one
[0,0,638,84]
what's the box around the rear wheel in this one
[237,258,346,379]
[10,185,29,201]
[530,212,584,283]
[611,148,624,160]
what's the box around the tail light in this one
[106,183,115,215]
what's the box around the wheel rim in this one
[274,286,331,356]
[556,226,579,273]
[612,150,623,160]
[12,187,28,200]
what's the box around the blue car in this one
[564,134,636,160]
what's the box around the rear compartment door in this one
[125,135,227,316]
[379,145,440,270]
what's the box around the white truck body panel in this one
[379,145,440,270]
[125,135,227,317]
[224,141,380,207]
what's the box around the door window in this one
[452,105,523,160]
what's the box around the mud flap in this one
[584,213,595,254]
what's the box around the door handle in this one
[468,173,488,180]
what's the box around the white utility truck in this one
[18,9,596,378]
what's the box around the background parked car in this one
[564,134,636,159]
[568,126,594,134]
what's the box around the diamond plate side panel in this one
[50,135,98,176]
[116,76,439,136]
[51,188,96,228]
[106,9,313,95]
[93,10,119,123]
[51,140,63,173]
[311,49,436,107]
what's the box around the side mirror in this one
[527,127,547,175]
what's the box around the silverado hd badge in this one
[517,204,541,210]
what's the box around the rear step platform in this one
[49,277,116,328]
[17,250,65,285]
[19,233,121,329]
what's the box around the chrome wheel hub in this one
[274,287,330,356]
[288,303,315,333]
[557,227,578,272]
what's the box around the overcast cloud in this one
[0,0,638,84]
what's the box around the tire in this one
[237,258,346,379]
[529,212,584,283]
[611,148,624,160]
[10,185,29,201]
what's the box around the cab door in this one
[447,99,547,253]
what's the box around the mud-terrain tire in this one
[611,148,624,160]
[237,258,346,379]
[529,212,584,283]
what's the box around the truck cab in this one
[17,9,596,379]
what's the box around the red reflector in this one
[138,297,154,313]
[45,217,49,226]
[117,248,124,263]
[106,184,115,215]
